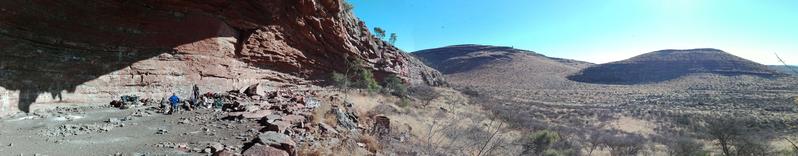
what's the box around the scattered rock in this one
[332,107,358,131]
[156,129,168,135]
[241,110,273,119]
[304,97,321,108]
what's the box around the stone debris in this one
[92,83,385,155]
[42,123,118,137]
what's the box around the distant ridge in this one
[412,44,592,89]
[568,48,784,84]
[412,44,590,74]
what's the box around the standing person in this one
[160,96,169,114]
[191,85,200,108]
[169,93,180,114]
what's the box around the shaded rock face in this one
[0,0,443,114]
[568,48,783,84]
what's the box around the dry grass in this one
[359,134,381,153]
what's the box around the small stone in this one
[208,142,224,152]
[107,118,121,124]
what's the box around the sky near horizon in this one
[349,0,798,65]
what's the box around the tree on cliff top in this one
[374,27,386,39]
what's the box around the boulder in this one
[264,121,292,133]
[319,123,338,134]
[373,115,391,139]
[244,83,270,97]
[257,131,296,152]
[213,149,234,156]
[281,115,306,125]
[242,144,288,156]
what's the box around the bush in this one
[353,68,380,93]
[522,130,561,155]
[604,134,645,156]
[382,74,407,97]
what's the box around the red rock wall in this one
[0,0,444,115]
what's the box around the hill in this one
[412,44,592,89]
[568,48,783,84]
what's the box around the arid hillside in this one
[569,48,784,84]
[413,44,592,89]
[415,45,798,155]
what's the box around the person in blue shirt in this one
[169,93,180,115]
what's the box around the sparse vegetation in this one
[373,27,386,39]
[521,130,560,155]
[342,0,354,13]
[666,137,707,156]
[331,72,350,90]
[389,33,398,44]
[382,74,407,97]
[330,58,381,93]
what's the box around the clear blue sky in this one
[350,0,798,65]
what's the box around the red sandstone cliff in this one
[0,0,444,114]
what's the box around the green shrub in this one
[382,74,407,97]
[523,130,561,155]
[353,68,381,93]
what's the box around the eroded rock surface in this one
[0,0,444,114]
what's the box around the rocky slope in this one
[568,48,784,84]
[413,44,592,89]
[0,0,444,114]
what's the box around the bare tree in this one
[775,53,798,74]
[409,85,440,106]
[705,118,742,156]
[389,33,398,45]
[604,133,645,156]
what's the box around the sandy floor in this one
[0,105,260,156]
